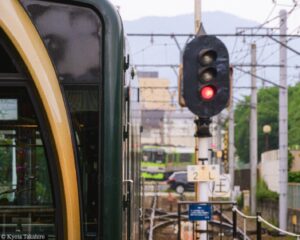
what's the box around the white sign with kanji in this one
[209,174,231,197]
[187,165,220,182]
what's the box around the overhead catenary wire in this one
[255,3,277,32]
[130,6,300,118]
[234,66,285,88]
[135,63,300,68]
[231,2,300,80]
[256,4,300,62]
[268,36,300,55]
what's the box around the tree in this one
[287,83,300,147]
[235,87,278,163]
[234,83,300,163]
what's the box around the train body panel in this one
[0,0,141,239]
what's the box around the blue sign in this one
[188,203,212,221]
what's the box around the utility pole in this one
[279,9,288,231]
[228,71,235,194]
[194,2,209,239]
[194,0,201,34]
[250,43,257,215]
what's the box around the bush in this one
[288,172,300,182]
[236,194,243,208]
[256,179,278,201]
[288,150,294,171]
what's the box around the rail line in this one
[144,191,300,239]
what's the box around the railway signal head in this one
[183,35,230,118]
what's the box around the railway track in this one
[144,193,250,239]
[143,192,300,239]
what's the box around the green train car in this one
[141,145,195,180]
[0,0,141,239]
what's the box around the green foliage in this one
[235,83,300,163]
[234,96,251,163]
[288,83,300,146]
[235,87,278,163]
[0,142,52,204]
[288,151,294,171]
[288,172,300,182]
[236,193,243,208]
[0,141,13,184]
[256,178,278,201]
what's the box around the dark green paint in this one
[80,1,124,239]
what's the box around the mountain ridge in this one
[123,12,298,90]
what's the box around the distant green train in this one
[141,145,195,180]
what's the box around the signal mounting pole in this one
[279,9,288,231]
[195,118,210,240]
[228,67,235,193]
[250,43,257,215]
[194,3,209,239]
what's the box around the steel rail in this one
[148,186,158,240]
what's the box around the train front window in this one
[21,0,102,84]
[142,151,151,162]
[180,153,193,163]
[142,150,166,163]
[154,151,165,163]
[0,87,56,238]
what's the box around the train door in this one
[0,45,64,238]
[0,1,80,238]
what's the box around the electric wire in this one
[254,3,277,34]
[233,2,300,76]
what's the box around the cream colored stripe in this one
[0,1,80,239]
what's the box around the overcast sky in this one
[109,0,300,89]
[110,0,300,31]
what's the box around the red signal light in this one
[200,86,216,101]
